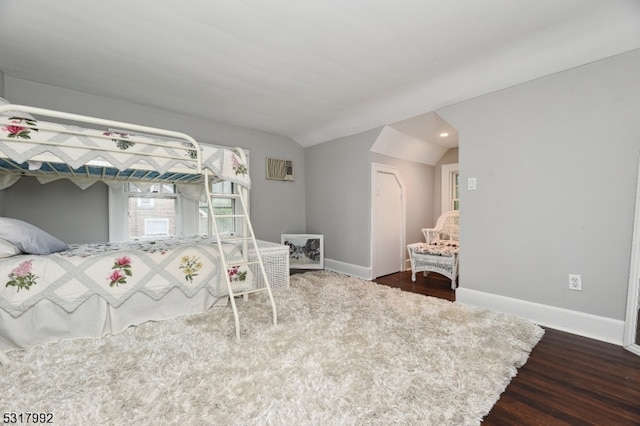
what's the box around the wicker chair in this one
[407,210,459,289]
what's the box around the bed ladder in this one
[204,164,277,340]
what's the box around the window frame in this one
[109,182,242,242]
[109,183,193,242]
[441,163,459,214]
[199,181,237,236]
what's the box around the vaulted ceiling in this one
[0,1,639,148]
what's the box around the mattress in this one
[0,238,289,351]
[0,235,254,318]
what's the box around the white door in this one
[372,165,405,278]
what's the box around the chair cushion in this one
[412,241,458,257]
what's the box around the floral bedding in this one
[0,236,254,318]
[0,114,251,188]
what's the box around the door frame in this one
[624,158,640,356]
[370,163,406,279]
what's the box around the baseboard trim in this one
[324,258,372,280]
[456,288,625,345]
[404,259,411,270]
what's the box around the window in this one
[137,198,155,208]
[144,218,170,237]
[108,180,241,242]
[451,171,459,210]
[441,163,459,214]
[199,181,236,235]
[126,183,178,240]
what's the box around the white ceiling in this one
[372,112,458,165]
[0,0,639,148]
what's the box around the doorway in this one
[371,163,406,278]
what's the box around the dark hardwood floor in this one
[374,271,640,425]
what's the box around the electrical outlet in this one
[569,274,582,291]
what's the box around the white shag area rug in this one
[0,271,544,425]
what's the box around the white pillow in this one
[0,217,67,255]
[0,238,21,258]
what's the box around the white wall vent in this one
[266,157,294,181]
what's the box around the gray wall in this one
[305,129,378,267]
[438,48,640,321]
[2,77,306,244]
[3,177,108,243]
[305,127,436,272]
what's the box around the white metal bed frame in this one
[0,104,277,364]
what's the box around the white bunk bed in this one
[0,101,279,364]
